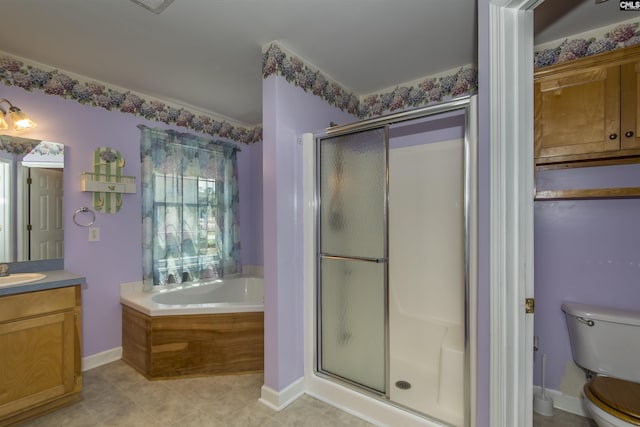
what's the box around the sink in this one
[0,273,47,287]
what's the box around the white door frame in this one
[17,164,29,261]
[489,1,539,426]
[0,159,11,261]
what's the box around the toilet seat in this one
[584,376,640,426]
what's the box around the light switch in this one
[89,227,100,242]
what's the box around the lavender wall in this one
[534,164,640,391]
[262,74,355,390]
[0,84,262,357]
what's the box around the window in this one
[139,126,241,286]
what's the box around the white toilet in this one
[562,302,640,427]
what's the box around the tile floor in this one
[17,360,373,427]
[534,410,597,427]
[16,360,595,427]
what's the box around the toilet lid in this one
[586,376,640,425]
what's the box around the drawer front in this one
[0,286,78,323]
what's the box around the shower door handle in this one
[320,254,387,263]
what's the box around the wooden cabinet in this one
[0,286,82,426]
[535,44,640,166]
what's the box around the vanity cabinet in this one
[535,44,640,166]
[0,285,82,426]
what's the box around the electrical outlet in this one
[89,227,100,242]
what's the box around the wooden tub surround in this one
[121,305,264,379]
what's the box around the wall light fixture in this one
[0,99,37,132]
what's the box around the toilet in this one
[562,302,640,427]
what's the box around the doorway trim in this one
[0,159,11,261]
[489,0,539,426]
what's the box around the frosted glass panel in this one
[319,128,386,259]
[320,257,385,392]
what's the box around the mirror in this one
[0,135,64,262]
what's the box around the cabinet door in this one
[535,65,621,161]
[0,310,76,418]
[620,61,640,150]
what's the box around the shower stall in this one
[303,96,477,427]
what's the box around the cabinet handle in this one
[609,133,618,140]
[626,131,634,138]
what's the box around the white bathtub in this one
[120,276,264,316]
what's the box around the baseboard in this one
[258,377,305,411]
[82,347,122,372]
[533,385,589,418]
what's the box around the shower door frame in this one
[315,125,390,397]
[315,124,389,399]
[309,95,477,427]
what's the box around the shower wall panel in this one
[388,138,465,427]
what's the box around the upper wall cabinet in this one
[535,44,640,167]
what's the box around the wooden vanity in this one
[0,284,82,426]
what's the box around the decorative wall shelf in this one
[81,147,135,213]
[80,172,136,193]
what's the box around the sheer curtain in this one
[139,125,241,287]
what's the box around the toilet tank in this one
[562,302,640,383]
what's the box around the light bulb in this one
[8,107,37,131]
[0,112,8,131]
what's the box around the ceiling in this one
[0,1,637,127]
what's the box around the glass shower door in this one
[316,127,388,394]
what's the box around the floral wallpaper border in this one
[0,55,262,145]
[4,19,638,145]
[534,19,640,68]
[0,135,64,156]
[262,43,478,120]
[2,44,478,145]
[17,19,635,145]
[264,20,640,118]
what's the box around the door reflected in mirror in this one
[0,135,64,262]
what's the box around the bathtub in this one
[120,277,264,379]
[120,276,264,316]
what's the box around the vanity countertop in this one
[0,270,86,297]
